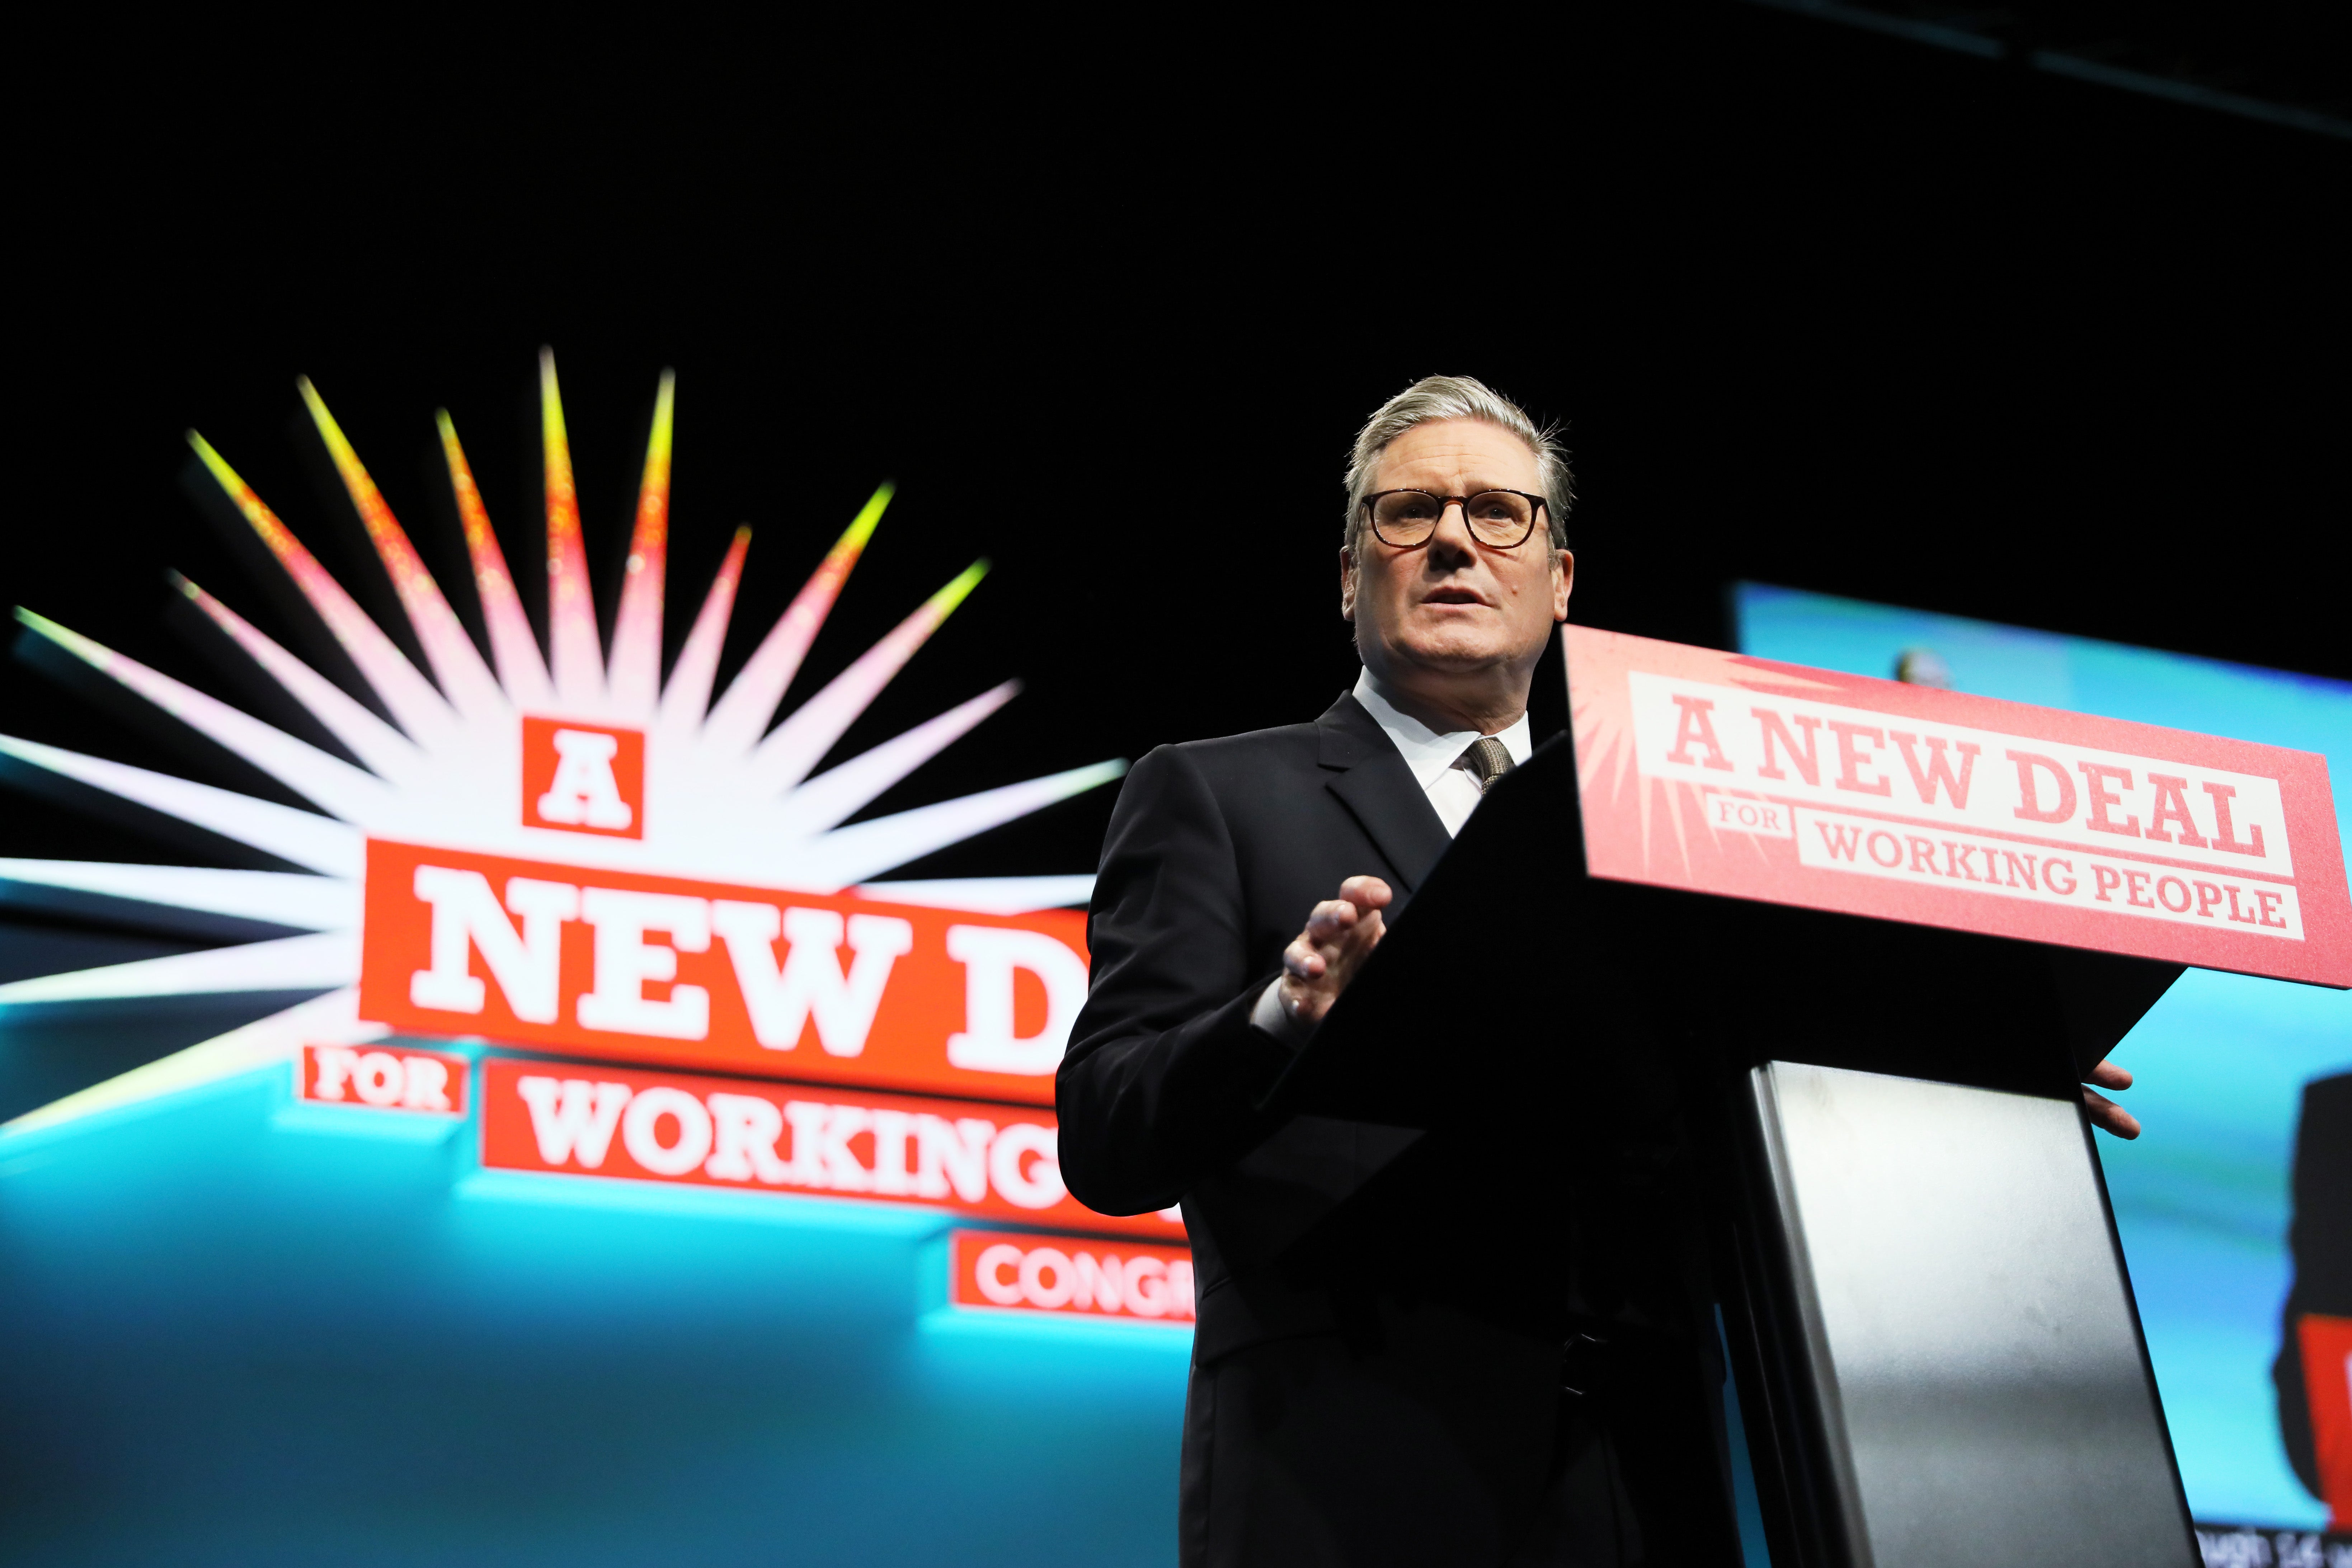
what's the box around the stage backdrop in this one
[1738,584,2352,1553]
[1,351,2334,1564]
[0,360,1191,1568]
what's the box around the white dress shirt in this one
[1250,670,1534,1041]
[1346,668,1533,837]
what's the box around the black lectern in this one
[1271,721,2201,1567]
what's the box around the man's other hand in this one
[2082,1059,2140,1139]
[1278,876,1393,1028]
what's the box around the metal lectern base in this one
[1747,1061,2196,1568]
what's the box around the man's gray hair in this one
[1342,375,1572,553]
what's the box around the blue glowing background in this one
[0,1059,1190,1565]
[1737,583,2352,1531]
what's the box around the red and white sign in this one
[478,1058,1181,1240]
[947,1229,1195,1327]
[359,839,1088,1104]
[521,717,645,840]
[1565,626,2352,985]
[2301,1313,2352,1528]
[296,1042,470,1116]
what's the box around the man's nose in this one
[1426,502,1479,564]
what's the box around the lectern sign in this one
[1565,626,2352,986]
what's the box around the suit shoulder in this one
[1150,719,1323,781]
[2299,1072,2352,1131]
[1097,722,1330,874]
[1110,715,1339,836]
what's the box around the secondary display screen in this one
[1737,583,2352,1540]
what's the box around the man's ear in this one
[1552,549,1575,622]
[1340,547,1358,621]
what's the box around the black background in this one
[5,8,2346,998]
[2,17,2347,1556]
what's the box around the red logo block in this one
[948,1228,1195,1325]
[358,839,1086,1104]
[297,1043,470,1116]
[2301,1312,2352,1529]
[477,1059,1182,1241]
[521,717,645,839]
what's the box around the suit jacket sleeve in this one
[1056,743,1298,1216]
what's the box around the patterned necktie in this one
[1460,736,1515,793]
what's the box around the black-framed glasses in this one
[1361,489,1548,550]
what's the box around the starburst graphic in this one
[1567,627,1844,878]
[0,352,1119,1135]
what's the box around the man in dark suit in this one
[2274,1072,2352,1519]
[1058,374,1702,1566]
[1056,375,2135,1565]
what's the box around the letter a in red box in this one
[297,1042,470,1116]
[521,717,645,839]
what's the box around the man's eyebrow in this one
[1393,479,1521,495]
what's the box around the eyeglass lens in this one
[1370,491,1537,547]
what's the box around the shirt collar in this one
[1351,668,1534,792]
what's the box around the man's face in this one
[1342,418,1572,688]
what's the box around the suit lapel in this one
[1317,693,1451,894]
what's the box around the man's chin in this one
[1384,635,1514,675]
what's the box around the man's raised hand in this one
[1278,876,1393,1029]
